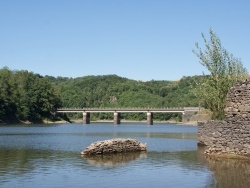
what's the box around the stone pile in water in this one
[81,138,147,155]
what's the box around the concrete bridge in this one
[56,107,200,125]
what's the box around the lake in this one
[0,123,249,188]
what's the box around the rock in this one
[81,138,147,155]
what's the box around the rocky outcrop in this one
[198,78,250,158]
[81,138,147,155]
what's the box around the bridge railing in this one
[56,107,187,110]
[56,107,201,112]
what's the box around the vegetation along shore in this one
[0,67,204,124]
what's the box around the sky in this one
[0,0,250,81]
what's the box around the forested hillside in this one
[47,74,200,121]
[48,75,199,108]
[0,67,200,123]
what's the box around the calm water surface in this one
[0,123,249,188]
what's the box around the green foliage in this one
[1,68,201,123]
[48,74,199,121]
[0,68,16,120]
[0,68,61,123]
[193,28,248,120]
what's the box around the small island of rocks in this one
[81,138,147,155]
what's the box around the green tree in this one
[0,68,62,123]
[49,74,200,121]
[193,28,248,120]
[0,67,16,120]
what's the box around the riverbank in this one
[0,119,199,125]
[55,119,185,124]
[0,119,71,125]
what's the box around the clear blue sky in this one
[1,0,249,81]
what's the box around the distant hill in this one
[46,74,201,121]
[0,67,201,123]
[47,74,200,108]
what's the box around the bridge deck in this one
[56,107,200,113]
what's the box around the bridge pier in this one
[147,112,153,125]
[56,107,201,125]
[114,112,121,124]
[182,111,195,123]
[83,112,90,124]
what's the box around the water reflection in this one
[0,149,75,179]
[1,147,249,187]
[83,152,147,168]
[197,147,250,188]
[0,147,214,187]
[1,123,249,187]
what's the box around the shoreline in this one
[0,119,198,126]
[205,153,250,160]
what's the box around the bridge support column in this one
[147,112,153,125]
[83,112,90,124]
[114,112,121,124]
[182,111,195,123]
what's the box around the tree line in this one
[48,74,200,121]
[0,67,200,123]
[0,68,61,123]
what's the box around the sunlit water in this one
[0,123,249,188]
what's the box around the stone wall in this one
[198,78,250,158]
[198,121,250,156]
[225,80,250,122]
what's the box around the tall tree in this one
[0,67,16,120]
[193,28,248,120]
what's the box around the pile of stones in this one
[81,138,147,155]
